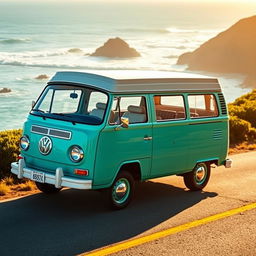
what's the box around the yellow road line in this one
[81,202,256,256]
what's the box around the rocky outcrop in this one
[177,15,256,87]
[91,37,140,58]
[68,48,83,54]
[0,88,11,93]
[35,74,49,80]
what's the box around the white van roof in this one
[49,70,221,93]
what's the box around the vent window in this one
[218,93,227,115]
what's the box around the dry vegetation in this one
[0,178,38,201]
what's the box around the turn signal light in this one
[74,169,88,176]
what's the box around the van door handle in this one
[144,136,152,141]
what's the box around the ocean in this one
[0,1,255,131]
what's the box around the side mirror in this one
[121,117,129,128]
[32,100,36,109]
[115,117,129,131]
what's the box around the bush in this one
[0,129,22,180]
[228,90,256,145]
[0,183,10,196]
[232,89,256,106]
[229,116,251,144]
[229,101,256,128]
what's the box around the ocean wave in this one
[0,48,85,59]
[173,46,187,50]
[164,55,179,59]
[0,38,31,44]
[119,28,169,34]
[121,27,219,35]
[0,59,144,71]
[166,27,220,34]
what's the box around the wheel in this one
[35,182,62,194]
[183,162,211,191]
[108,171,135,210]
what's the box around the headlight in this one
[20,136,30,151]
[70,146,84,162]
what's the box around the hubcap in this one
[112,178,130,204]
[195,165,207,185]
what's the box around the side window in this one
[188,94,218,118]
[109,96,147,124]
[87,91,108,112]
[154,95,186,121]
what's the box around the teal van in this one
[11,71,231,209]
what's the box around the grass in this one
[0,183,10,196]
[2,176,15,186]
[229,142,256,154]
[16,180,36,192]
[0,179,38,200]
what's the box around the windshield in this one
[31,84,109,125]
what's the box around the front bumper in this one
[11,159,92,190]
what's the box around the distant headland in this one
[177,15,256,87]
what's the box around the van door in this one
[151,94,189,177]
[94,95,153,186]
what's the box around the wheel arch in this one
[114,160,142,183]
[196,158,219,167]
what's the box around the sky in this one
[2,0,256,2]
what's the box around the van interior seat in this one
[176,111,186,119]
[122,105,146,123]
[156,109,177,120]
[90,102,106,119]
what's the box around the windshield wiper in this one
[51,113,65,116]
[51,113,76,125]
[32,109,45,113]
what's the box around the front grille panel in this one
[31,125,71,140]
[31,126,48,134]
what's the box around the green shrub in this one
[229,116,252,144]
[228,90,256,145]
[229,101,256,128]
[232,89,256,106]
[0,129,22,180]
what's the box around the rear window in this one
[188,94,218,118]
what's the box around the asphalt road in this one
[1,151,256,256]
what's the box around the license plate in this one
[31,171,45,183]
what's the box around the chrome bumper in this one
[11,159,92,190]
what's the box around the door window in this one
[109,96,147,124]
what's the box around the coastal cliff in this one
[177,16,256,87]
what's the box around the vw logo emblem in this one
[38,136,52,155]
